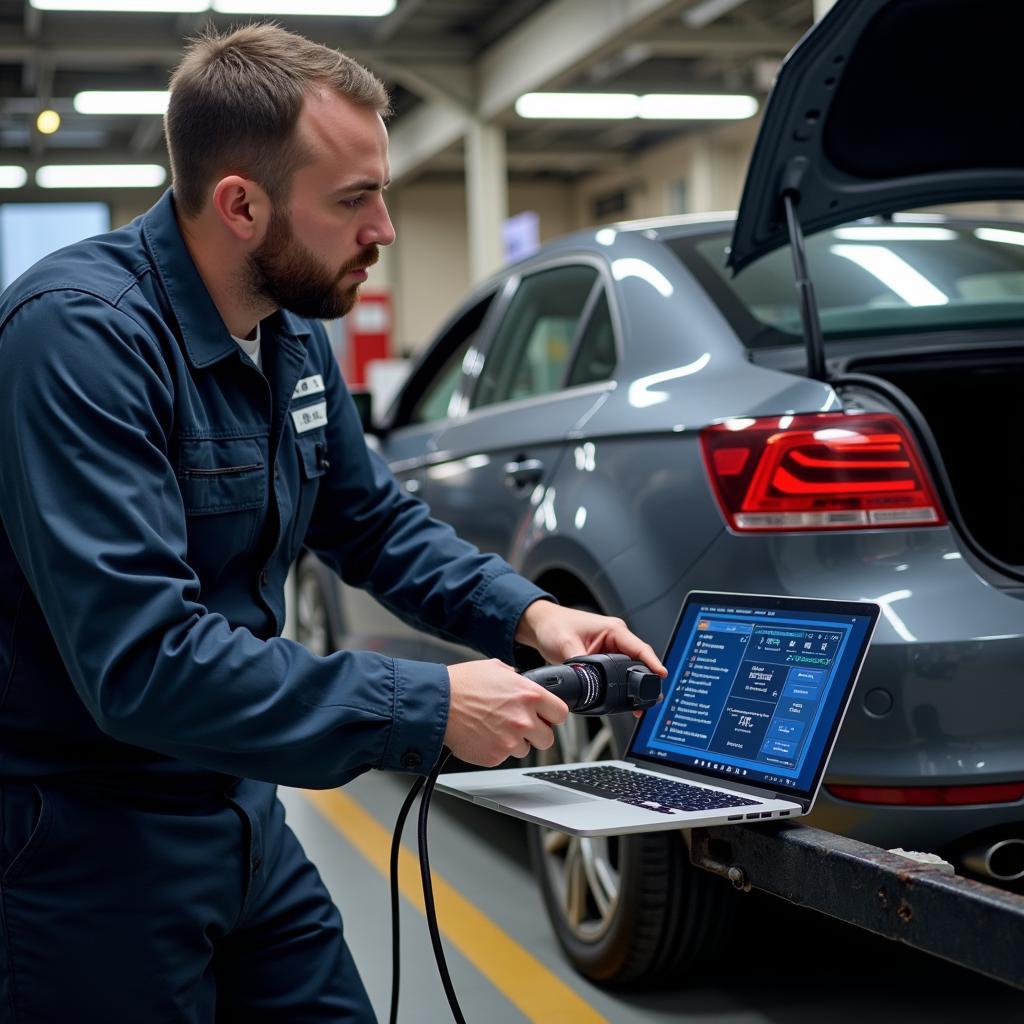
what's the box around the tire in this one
[526,614,739,986]
[294,556,337,656]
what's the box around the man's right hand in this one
[443,659,570,767]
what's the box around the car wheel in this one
[294,556,336,656]
[526,638,739,985]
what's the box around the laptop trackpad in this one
[502,785,600,808]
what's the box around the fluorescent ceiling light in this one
[0,166,28,189]
[37,164,167,189]
[975,227,1024,247]
[830,244,949,307]
[638,93,757,120]
[31,0,207,10]
[833,226,957,241]
[212,0,395,12]
[516,92,757,120]
[74,91,169,115]
[515,93,638,119]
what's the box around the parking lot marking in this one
[304,787,608,1024]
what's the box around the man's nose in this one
[357,194,396,248]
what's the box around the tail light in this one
[827,782,1024,806]
[700,413,945,532]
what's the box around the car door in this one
[415,259,615,562]
[323,289,502,662]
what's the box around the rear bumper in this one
[664,524,1024,849]
[807,789,1024,851]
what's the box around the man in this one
[0,24,663,1023]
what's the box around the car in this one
[295,0,1024,985]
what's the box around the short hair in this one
[165,23,390,218]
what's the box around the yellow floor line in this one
[303,787,608,1024]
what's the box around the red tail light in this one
[827,782,1024,806]
[700,413,945,532]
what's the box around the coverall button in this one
[252,855,262,874]
[400,749,422,770]
[273,463,279,480]
[259,569,268,587]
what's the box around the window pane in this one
[473,265,598,408]
[403,293,495,425]
[1,203,109,289]
[567,291,616,386]
[410,339,474,424]
[668,223,1024,348]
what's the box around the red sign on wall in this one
[345,289,392,387]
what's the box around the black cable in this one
[417,748,466,1024]
[388,773,425,1024]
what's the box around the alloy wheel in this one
[533,714,621,942]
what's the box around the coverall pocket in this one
[176,436,267,567]
[0,782,53,885]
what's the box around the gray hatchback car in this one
[295,0,1024,983]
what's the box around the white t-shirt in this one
[232,324,262,371]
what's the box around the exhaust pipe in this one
[961,838,1024,882]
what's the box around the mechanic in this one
[0,23,664,1023]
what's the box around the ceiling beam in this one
[477,0,687,120]
[633,25,801,55]
[370,58,475,110]
[388,0,686,184]
[388,97,469,185]
[681,0,753,29]
[372,0,428,43]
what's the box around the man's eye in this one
[343,195,365,208]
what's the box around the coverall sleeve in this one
[0,292,452,788]
[302,324,551,662]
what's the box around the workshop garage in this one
[0,1,1021,1021]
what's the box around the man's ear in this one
[211,176,270,243]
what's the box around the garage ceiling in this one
[0,0,813,198]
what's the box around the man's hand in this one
[444,659,569,767]
[515,600,667,679]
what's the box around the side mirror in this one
[350,389,375,434]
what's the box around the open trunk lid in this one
[729,0,1024,277]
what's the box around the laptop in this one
[436,591,880,836]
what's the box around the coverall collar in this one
[141,189,311,369]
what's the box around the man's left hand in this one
[515,600,667,682]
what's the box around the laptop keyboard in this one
[525,765,763,815]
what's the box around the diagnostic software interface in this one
[630,596,874,795]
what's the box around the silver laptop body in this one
[437,591,880,837]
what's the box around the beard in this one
[245,207,378,321]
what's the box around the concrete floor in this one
[280,772,1023,1024]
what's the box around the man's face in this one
[246,90,395,320]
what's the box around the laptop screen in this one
[628,592,879,800]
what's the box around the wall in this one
[573,117,758,226]
[386,177,578,354]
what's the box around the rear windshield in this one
[668,223,1024,348]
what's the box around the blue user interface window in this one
[631,599,873,795]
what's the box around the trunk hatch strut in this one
[783,190,828,382]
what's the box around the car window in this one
[408,338,475,424]
[566,290,616,387]
[472,265,598,408]
[399,293,495,426]
[668,223,1024,348]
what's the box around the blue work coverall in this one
[0,190,548,1022]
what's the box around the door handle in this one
[504,457,544,488]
